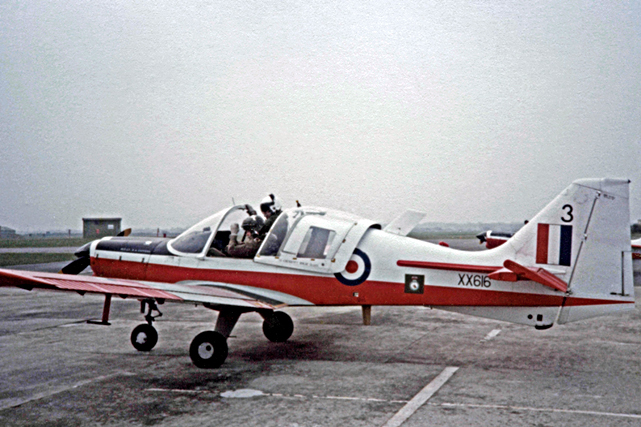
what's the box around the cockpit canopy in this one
[168,204,380,274]
[255,207,380,273]
[168,205,251,257]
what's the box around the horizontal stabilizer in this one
[488,260,568,293]
[383,209,426,236]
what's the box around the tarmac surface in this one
[1,239,641,426]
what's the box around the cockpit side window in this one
[297,227,336,259]
[259,213,289,256]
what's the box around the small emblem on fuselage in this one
[405,274,424,294]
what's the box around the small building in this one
[0,225,17,238]
[83,218,122,239]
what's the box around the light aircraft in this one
[476,230,513,249]
[0,178,636,369]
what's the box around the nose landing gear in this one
[130,299,163,352]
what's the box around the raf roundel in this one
[334,249,371,286]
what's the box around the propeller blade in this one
[59,257,91,275]
[117,228,132,237]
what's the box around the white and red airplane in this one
[0,178,635,369]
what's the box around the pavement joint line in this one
[382,330,432,364]
[146,388,409,404]
[433,402,641,419]
[381,366,459,427]
[0,371,135,411]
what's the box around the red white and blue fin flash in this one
[536,224,572,266]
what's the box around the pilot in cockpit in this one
[226,215,264,258]
[258,194,282,237]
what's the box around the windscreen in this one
[168,205,254,256]
[170,229,213,253]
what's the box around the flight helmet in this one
[242,215,265,237]
[260,194,282,214]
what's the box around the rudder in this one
[497,178,634,323]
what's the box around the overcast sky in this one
[1,1,640,232]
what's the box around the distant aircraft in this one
[0,179,635,369]
[475,230,513,249]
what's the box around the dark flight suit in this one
[259,210,282,237]
[226,234,261,259]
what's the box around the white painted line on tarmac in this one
[434,402,641,419]
[481,328,501,342]
[381,366,459,427]
[146,386,641,421]
[0,371,135,410]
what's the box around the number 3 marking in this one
[561,204,573,223]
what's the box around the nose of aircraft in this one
[59,228,131,275]
[60,241,94,275]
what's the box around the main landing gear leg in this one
[130,299,162,352]
[189,308,243,369]
[362,305,371,326]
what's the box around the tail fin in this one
[498,178,634,323]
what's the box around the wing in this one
[0,268,313,310]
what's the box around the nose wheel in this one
[130,323,158,351]
[130,299,162,352]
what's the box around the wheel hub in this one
[135,332,148,344]
[198,343,214,359]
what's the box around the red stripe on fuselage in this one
[91,257,629,308]
[396,260,499,274]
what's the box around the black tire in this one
[189,331,228,369]
[262,311,294,343]
[130,323,158,352]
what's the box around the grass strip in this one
[0,238,91,248]
[0,253,75,267]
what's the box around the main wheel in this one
[189,331,228,369]
[262,311,294,343]
[130,323,158,352]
